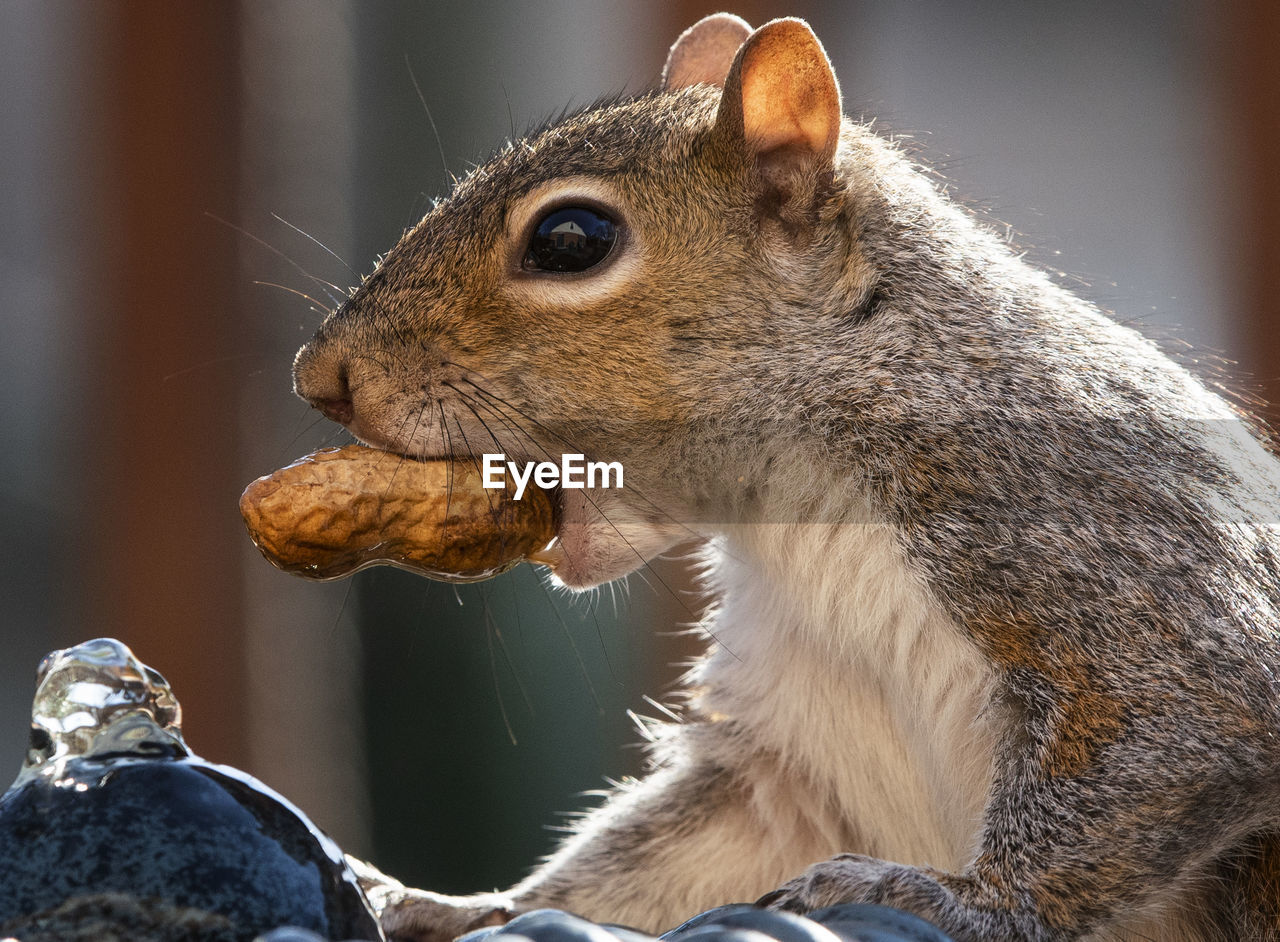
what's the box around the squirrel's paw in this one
[760,855,968,931]
[376,888,514,942]
[342,855,514,942]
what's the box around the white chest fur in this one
[692,505,1001,873]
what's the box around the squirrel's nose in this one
[311,394,353,425]
[293,341,354,426]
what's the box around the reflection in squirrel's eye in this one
[524,206,617,273]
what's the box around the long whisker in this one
[269,214,420,367]
[206,211,347,309]
[345,351,405,375]
[443,381,514,455]
[161,352,265,384]
[527,572,609,707]
[454,374,698,530]
[383,402,430,494]
[439,401,457,547]
[500,80,516,144]
[328,575,358,643]
[446,384,519,497]
[455,371,755,586]
[447,384,620,700]
[484,603,518,746]
[458,375,711,555]
[449,414,510,561]
[450,387,557,584]
[457,383,710,630]
[270,212,361,284]
[405,54,455,187]
[251,280,334,317]
[484,594,535,718]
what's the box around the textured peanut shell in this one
[240,445,557,583]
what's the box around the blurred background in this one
[1,0,1276,898]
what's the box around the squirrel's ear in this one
[716,18,842,186]
[662,13,752,90]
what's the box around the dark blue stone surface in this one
[0,756,381,940]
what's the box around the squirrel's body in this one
[294,15,1280,941]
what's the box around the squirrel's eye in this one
[523,206,617,273]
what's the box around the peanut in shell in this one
[239,445,557,582]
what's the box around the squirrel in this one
[291,13,1280,942]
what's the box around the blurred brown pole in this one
[84,6,248,765]
[1225,0,1280,428]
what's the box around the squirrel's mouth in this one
[365,443,571,571]
[345,433,680,590]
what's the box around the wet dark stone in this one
[661,903,953,942]
[0,756,381,941]
[660,905,840,942]
[805,904,954,942]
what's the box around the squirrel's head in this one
[294,15,876,588]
